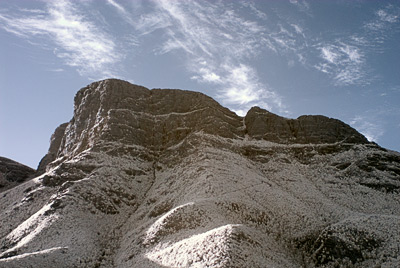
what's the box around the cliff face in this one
[0,79,399,268]
[39,79,367,169]
[245,106,368,144]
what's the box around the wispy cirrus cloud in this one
[350,115,384,142]
[363,4,400,55]
[349,99,400,144]
[289,0,311,16]
[135,0,286,115]
[314,41,368,86]
[192,61,283,114]
[308,4,399,87]
[0,0,301,115]
[106,0,126,14]
[240,1,268,20]
[365,6,399,31]
[0,0,121,78]
[106,0,137,27]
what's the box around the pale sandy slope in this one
[1,132,399,267]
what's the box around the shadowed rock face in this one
[1,79,399,268]
[53,79,243,163]
[245,106,368,144]
[37,123,68,175]
[40,79,368,172]
[0,157,35,193]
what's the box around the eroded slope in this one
[1,79,399,268]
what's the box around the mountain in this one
[0,79,399,268]
[0,157,35,193]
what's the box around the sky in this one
[0,0,399,169]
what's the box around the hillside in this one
[1,79,399,267]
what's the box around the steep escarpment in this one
[38,79,367,174]
[56,79,242,159]
[36,123,68,175]
[245,106,368,144]
[0,79,399,268]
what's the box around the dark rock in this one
[0,157,35,192]
[245,106,369,144]
[42,80,369,168]
[51,79,243,162]
[311,228,382,266]
[2,79,398,268]
[36,122,68,175]
[357,153,400,176]
[360,182,399,193]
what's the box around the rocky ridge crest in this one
[0,79,399,268]
[38,79,367,174]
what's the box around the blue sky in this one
[0,0,399,168]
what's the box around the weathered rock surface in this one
[0,157,35,193]
[1,79,399,268]
[36,122,68,175]
[245,106,368,144]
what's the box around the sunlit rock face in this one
[1,79,399,268]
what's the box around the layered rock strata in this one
[0,79,399,268]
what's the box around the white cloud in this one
[0,0,121,78]
[377,9,398,23]
[340,45,362,62]
[136,0,286,114]
[49,68,64,72]
[19,8,46,15]
[315,42,367,86]
[365,5,399,31]
[106,0,140,28]
[240,1,268,20]
[312,4,399,87]
[202,72,221,83]
[320,46,339,64]
[146,0,267,59]
[291,24,304,35]
[106,0,126,14]
[220,64,263,106]
[350,116,384,142]
[297,53,306,65]
[289,0,311,15]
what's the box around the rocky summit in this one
[1,79,399,268]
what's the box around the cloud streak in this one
[0,0,311,115]
[314,41,368,86]
[0,0,121,78]
[2,0,396,117]
[306,4,400,87]
[136,0,286,115]
[365,6,399,31]
[350,115,384,142]
[106,0,126,14]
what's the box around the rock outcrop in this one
[245,106,368,144]
[0,157,35,193]
[36,122,68,175]
[0,79,399,268]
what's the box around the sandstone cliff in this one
[0,79,399,267]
